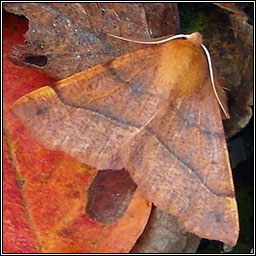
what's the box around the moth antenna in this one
[201,44,230,119]
[108,33,188,45]
[109,33,229,119]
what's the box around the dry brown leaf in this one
[3,3,149,79]
[131,207,200,253]
[142,3,180,37]
[196,4,253,138]
[3,3,180,79]
[223,13,253,137]
[214,3,248,21]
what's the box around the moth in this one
[13,32,239,246]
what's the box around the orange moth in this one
[13,32,239,246]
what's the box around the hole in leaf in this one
[24,55,47,67]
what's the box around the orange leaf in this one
[3,133,38,253]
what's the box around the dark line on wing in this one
[54,90,142,130]
[53,60,157,129]
[103,53,158,86]
[103,60,127,84]
[55,90,233,198]
[168,94,223,138]
[54,79,231,198]
[152,133,234,198]
[178,108,223,138]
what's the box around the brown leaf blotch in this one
[86,169,137,224]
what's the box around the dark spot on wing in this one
[214,212,222,223]
[36,107,48,116]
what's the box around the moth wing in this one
[13,43,172,170]
[126,78,239,245]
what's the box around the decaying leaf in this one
[13,32,239,246]
[142,3,180,37]
[223,13,253,137]
[131,207,201,253]
[3,3,179,79]
[3,2,148,79]
[214,3,248,20]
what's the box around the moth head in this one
[187,32,203,47]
